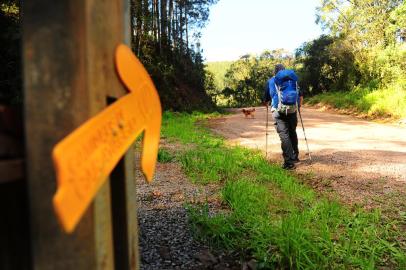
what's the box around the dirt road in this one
[209,106,406,212]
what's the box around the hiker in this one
[263,64,303,170]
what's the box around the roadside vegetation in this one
[296,0,406,120]
[306,84,406,119]
[161,112,406,269]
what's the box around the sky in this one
[200,0,324,62]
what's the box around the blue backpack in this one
[274,69,299,113]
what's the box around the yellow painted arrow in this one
[52,44,161,233]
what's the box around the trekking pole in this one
[265,105,269,159]
[298,108,312,161]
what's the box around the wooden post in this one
[23,0,139,269]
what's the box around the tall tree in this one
[297,0,406,92]
[130,0,219,110]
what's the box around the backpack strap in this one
[275,83,290,115]
[275,83,282,111]
[275,81,300,115]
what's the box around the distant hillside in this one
[205,61,233,91]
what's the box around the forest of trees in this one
[206,51,306,108]
[0,0,219,111]
[297,0,405,94]
[206,50,295,107]
[130,0,218,111]
[1,0,405,115]
[207,0,405,117]
[204,61,232,105]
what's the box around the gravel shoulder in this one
[208,106,406,214]
[136,143,241,270]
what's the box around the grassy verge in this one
[306,84,406,120]
[161,112,406,269]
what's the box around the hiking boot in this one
[293,158,300,163]
[282,163,295,170]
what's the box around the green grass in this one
[157,148,174,163]
[161,112,406,269]
[307,83,406,119]
[161,111,223,146]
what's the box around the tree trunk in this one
[154,0,161,52]
[185,3,188,54]
[173,1,178,49]
[168,0,173,47]
[152,0,156,41]
[133,0,143,56]
[160,0,167,53]
[179,1,183,54]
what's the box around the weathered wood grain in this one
[23,0,136,269]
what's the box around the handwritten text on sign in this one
[52,45,161,233]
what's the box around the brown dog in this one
[241,108,255,118]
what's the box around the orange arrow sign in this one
[52,44,161,233]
